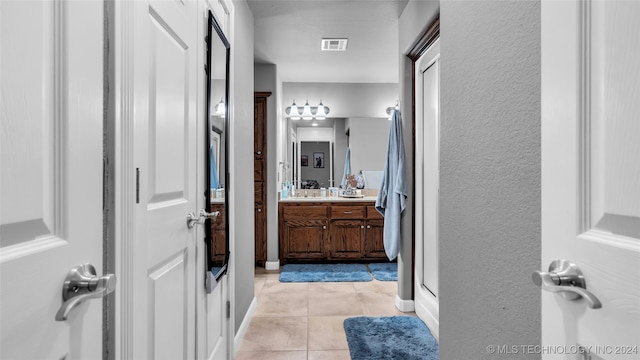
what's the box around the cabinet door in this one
[210,204,227,263]
[282,220,327,260]
[330,220,364,259]
[364,219,386,258]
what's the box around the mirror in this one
[205,10,230,283]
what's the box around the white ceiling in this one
[247,0,410,83]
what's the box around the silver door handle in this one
[199,209,220,219]
[56,264,116,321]
[187,209,220,228]
[532,259,601,309]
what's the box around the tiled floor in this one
[235,267,415,360]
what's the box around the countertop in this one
[279,196,378,203]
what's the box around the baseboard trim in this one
[234,296,257,355]
[395,295,415,312]
[265,260,280,270]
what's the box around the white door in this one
[414,38,440,339]
[541,1,640,359]
[132,0,198,358]
[1,1,105,359]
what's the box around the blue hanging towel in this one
[210,144,220,190]
[341,147,352,188]
[375,110,407,260]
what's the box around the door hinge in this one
[226,301,231,319]
[135,168,140,204]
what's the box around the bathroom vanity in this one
[278,197,387,263]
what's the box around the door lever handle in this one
[532,259,601,309]
[199,209,220,219]
[56,264,116,321]
[187,209,221,228]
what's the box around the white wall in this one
[439,1,541,358]
[283,82,398,119]
[231,0,255,335]
[348,117,389,173]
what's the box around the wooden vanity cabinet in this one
[279,202,387,263]
[329,205,365,259]
[279,205,328,261]
[210,203,226,263]
[363,206,386,258]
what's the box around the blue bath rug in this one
[344,316,438,360]
[279,263,372,282]
[368,262,397,281]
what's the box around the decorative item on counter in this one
[320,187,326,197]
[345,174,357,189]
[329,187,339,197]
[281,182,289,199]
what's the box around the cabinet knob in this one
[323,225,327,230]
[361,225,365,229]
[367,225,371,229]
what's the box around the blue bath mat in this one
[368,262,397,281]
[279,263,372,282]
[344,316,438,360]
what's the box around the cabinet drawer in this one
[282,205,328,220]
[366,205,383,219]
[331,205,365,219]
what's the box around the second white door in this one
[132,0,199,358]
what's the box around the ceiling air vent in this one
[321,38,348,51]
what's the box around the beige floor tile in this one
[235,350,307,360]
[255,289,308,317]
[239,316,308,352]
[254,277,267,297]
[308,282,355,295]
[261,278,308,295]
[309,291,364,316]
[353,279,397,295]
[308,316,350,351]
[308,350,352,360]
[357,291,408,316]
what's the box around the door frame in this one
[413,37,441,339]
[107,1,138,358]
[407,15,440,337]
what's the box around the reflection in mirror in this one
[205,10,230,284]
[298,141,333,189]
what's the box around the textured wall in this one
[232,0,255,334]
[439,1,541,358]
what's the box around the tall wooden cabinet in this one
[254,92,271,266]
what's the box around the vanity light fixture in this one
[301,100,313,120]
[285,99,330,120]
